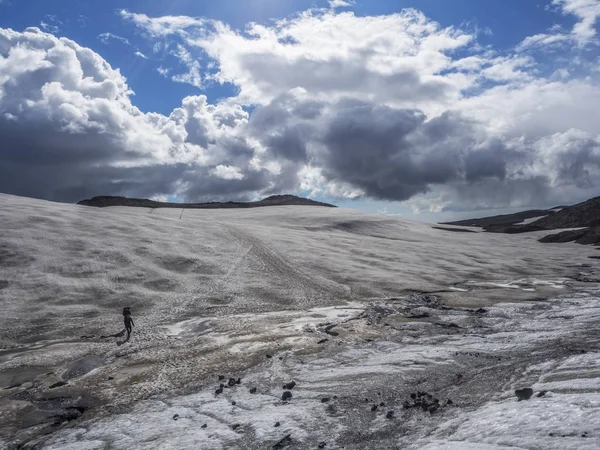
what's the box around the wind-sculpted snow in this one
[0,193,599,449]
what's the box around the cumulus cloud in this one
[2,2,600,213]
[0,27,272,202]
[121,8,476,110]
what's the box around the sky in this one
[0,0,600,222]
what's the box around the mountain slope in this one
[443,196,600,244]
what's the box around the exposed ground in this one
[1,193,599,449]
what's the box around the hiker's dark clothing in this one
[124,315,134,339]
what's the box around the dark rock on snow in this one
[282,391,293,401]
[282,381,296,390]
[515,388,534,401]
[272,434,293,449]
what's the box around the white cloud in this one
[518,0,600,50]
[123,8,476,111]
[40,15,61,34]
[134,51,148,59]
[211,164,244,180]
[170,45,203,87]
[119,9,207,37]
[554,0,600,43]
[329,0,355,8]
[157,66,170,77]
[98,32,130,46]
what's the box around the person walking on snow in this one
[123,307,134,340]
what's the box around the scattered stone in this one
[324,325,339,336]
[249,387,257,394]
[201,424,207,429]
[266,354,273,359]
[173,414,179,420]
[49,381,68,389]
[215,386,224,396]
[321,397,330,403]
[333,396,337,399]
[380,402,385,407]
[232,401,236,406]
[283,381,296,390]
[365,398,369,402]
[475,308,487,314]
[108,376,114,380]
[386,411,394,419]
[231,424,241,431]
[282,391,293,401]
[408,313,430,319]
[318,442,327,449]
[515,388,534,401]
[537,391,547,398]
[274,422,280,427]
[371,405,378,412]
[405,391,448,413]
[317,339,329,344]
[228,378,238,387]
[218,375,225,380]
[272,434,292,449]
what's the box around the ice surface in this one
[1,193,600,449]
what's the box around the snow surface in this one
[516,215,548,225]
[1,193,599,449]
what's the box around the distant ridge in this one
[441,196,600,245]
[77,194,336,209]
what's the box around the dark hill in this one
[441,196,600,245]
[77,194,336,209]
[443,210,550,231]
[532,197,600,229]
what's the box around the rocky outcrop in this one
[441,196,600,245]
[539,228,600,244]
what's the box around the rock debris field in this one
[0,193,599,449]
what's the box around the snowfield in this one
[0,193,599,449]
